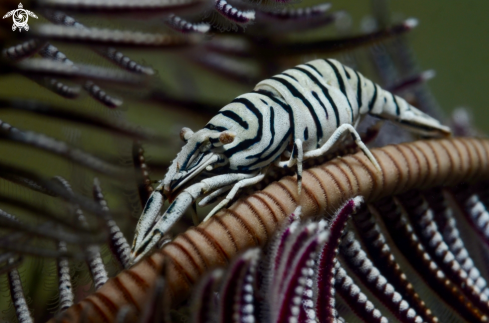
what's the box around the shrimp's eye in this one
[219,131,236,145]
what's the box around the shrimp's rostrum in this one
[130,58,451,263]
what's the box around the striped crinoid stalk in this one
[0,1,487,323]
[52,137,489,322]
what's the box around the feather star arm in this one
[51,137,489,323]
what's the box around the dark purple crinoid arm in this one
[316,197,363,322]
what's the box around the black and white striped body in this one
[204,92,291,172]
[131,59,450,263]
[200,58,448,174]
[256,59,360,157]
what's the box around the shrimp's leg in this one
[202,171,266,222]
[131,188,165,254]
[131,172,259,263]
[303,124,381,171]
[276,139,304,195]
[199,184,233,207]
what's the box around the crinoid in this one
[0,1,487,323]
[55,137,489,323]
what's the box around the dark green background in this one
[2,1,489,130]
[335,1,489,130]
[0,1,488,321]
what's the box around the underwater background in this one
[0,1,488,322]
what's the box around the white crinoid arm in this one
[25,10,38,19]
[3,10,14,19]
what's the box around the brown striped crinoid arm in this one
[52,137,489,323]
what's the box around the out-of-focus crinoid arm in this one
[36,0,212,16]
[33,24,200,48]
[52,137,489,323]
[257,18,419,57]
[12,59,147,86]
